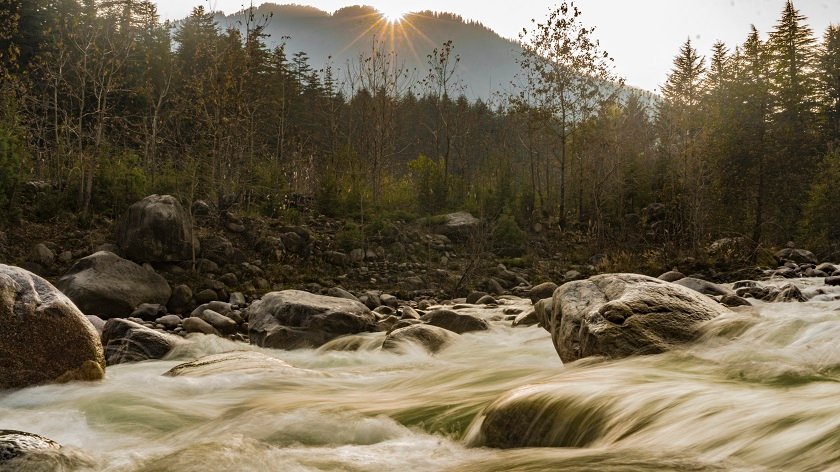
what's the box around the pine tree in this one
[819,25,840,149]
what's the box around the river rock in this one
[466,291,489,304]
[528,282,558,304]
[325,287,359,302]
[167,284,193,314]
[774,283,807,302]
[672,277,734,297]
[0,430,60,462]
[101,318,182,365]
[420,309,490,334]
[544,273,730,362]
[29,243,55,268]
[248,290,377,349]
[511,309,538,327]
[0,265,105,389]
[116,194,198,263]
[533,298,553,329]
[774,247,817,265]
[465,383,607,449]
[657,271,685,282]
[164,351,305,377]
[56,251,171,319]
[382,324,459,354]
[182,317,219,335]
[156,314,182,330]
[438,211,480,241]
[196,309,237,334]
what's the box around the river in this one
[2,279,839,471]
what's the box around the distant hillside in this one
[213,3,524,100]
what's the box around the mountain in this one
[213,4,524,100]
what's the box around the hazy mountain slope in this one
[215,3,524,100]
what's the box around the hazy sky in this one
[153,0,840,92]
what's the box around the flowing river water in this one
[2,278,840,471]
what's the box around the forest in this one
[0,0,838,262]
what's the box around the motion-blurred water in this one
[2,280,839,471]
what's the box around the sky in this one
[152,0,840,92]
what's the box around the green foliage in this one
[492,213,526,256]
[801,150,840,254]
[336,222,364,252]
[92,152,148,217]
[0,84,25,220]
[315,174,341,217]
[408,154,448,215]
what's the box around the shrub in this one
[493,213,525,256]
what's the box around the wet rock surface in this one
[0,265,105,389]
[543,274,730,362]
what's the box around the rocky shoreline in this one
[2,194,838,465]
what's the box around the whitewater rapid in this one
[1,280,839,471]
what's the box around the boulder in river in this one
[0,265,105,389]
[774,247,817,265]
[116,194,198,263]
[0,430,60,462]
[101,318,183,365]
[381,324,459,354]
[544,273,730,363]
[420,309,490,334]
[248,290,377,349]
[56,251,171,319]
[164,351,310,377]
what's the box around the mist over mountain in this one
[213,3,524,100]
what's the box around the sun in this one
[379,6,408,23]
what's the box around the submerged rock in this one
[0,265,105,389]
[164,351,307,377]
[546,273,730,363]
[116,194,198,263]
[56,251,171,319]
[465,384,608,449]
[248,290,377,349]
[382,324,459,354]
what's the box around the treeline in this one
[0,0,838,257]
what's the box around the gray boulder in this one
[546,273,729,362]
[420,309,490,334]
[116,194,198,263]
[382,324,459,354]
[101,318,183,365]
[196,309,237,334]
[56,251,171,318]
[437,211,480,241]
[248,290,377,349]
[511,309,538,327]
[0,265,105,389]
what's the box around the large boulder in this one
[116,194,198,263]
[56,251,171,319]
[546,274,729,362]
[0,265,105,389]
[248,290,377,349]
[437,211,480,241]
[101,318,183,365]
